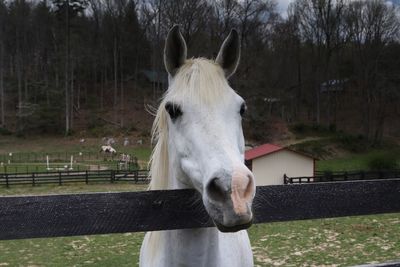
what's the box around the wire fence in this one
[0,161,140,174]
[0,151,125,163]
[0,151,140,174]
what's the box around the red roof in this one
[245,143,316,161]
[245,143,284,161]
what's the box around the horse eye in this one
[240,103,247,116]
[165,102,183,121]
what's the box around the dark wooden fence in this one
[285,169,400,184]
[0,169,149,187]
[0,179,399,240]
[0,178,399,266]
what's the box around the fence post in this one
[58,171,62,186]
[111,170,115,183]
[85,171,88,184]
[32,173,35,186]
[5,173,9,188]
[135,170,138,183]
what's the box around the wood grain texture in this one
[0,179,399,240]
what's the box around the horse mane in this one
[148,58,230,190]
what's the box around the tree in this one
[344,0,399,143]
[53,0,88,135]
[0,0,6,127]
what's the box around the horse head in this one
[152,25,255,232]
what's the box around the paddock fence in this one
[0,178,399,266]
[0,161,140,174]
[285,169,400,184]
[0,179,399,240]
[0,151,122,163]
[0,169,150,187]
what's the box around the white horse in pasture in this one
[140,26,255,267]
[100,145,116,154]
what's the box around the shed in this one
[245,144,315,186]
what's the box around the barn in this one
[245,144,316,186]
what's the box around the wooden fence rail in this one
[0,178,399,240]
[285,170,400,184]
[0,169,150,187]
[0,151,122,163]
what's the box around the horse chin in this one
[204,200,254,233]
[213,219,253,233]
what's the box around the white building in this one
[245,144,316,186]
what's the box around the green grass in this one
[0,233,145,267]
[0,185,399,266]
[317,149,400,172]
[0,183,149,196]
[0,214,398,266]
[0,136,152,173]
[250,214,400,266]
[0,136,152,162]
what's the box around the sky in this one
[277,0,293,14]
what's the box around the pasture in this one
[0,136,399,266]
[0,136,152,174]
[0,184,399,267]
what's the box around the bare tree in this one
[291,0,345,125]
[344,0,400,143]
[0,0,5,127]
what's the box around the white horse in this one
[140,26,256,267]
[100,145,116,154]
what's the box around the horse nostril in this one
[243,174,255,200]
[207,178,228,202]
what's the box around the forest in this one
[0,0,399,145]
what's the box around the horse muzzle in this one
[204,167,255,232]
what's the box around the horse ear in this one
[216,29,241,79]
[164,25,187,76]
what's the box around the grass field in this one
[0,184,399,266]
[1,135,399,173]
[0,136,152,173]
[0,183,149,196]
[0,136,152,162]
[0,214,398,266]
[0,135,399,265]
[316,149,400,172]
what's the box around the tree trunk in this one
[70,61,74,130]
[0,40,4,127]
[65,0,70,135]
[113,35,118,110]
[16,54,23,120]
[120,50,124,127]
[24,68,28,102]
